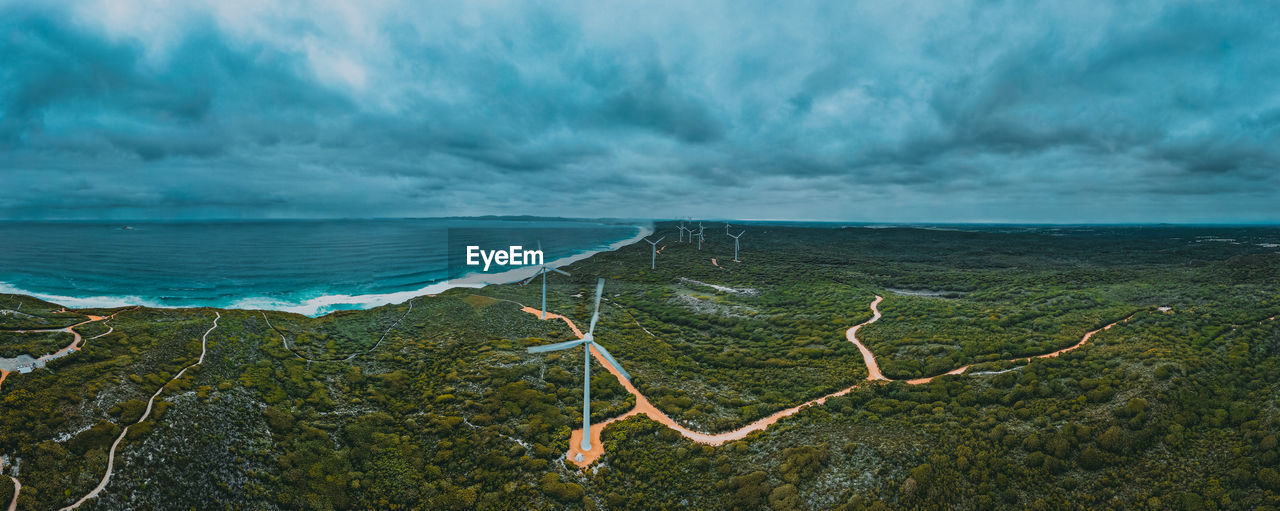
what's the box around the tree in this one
[1098,425,1129,454]
[1259,468,1280,491]
[730,471,771,508]
[769,484,800,510]
[1078,447,1108,470]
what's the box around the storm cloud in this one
[1,0,1278,222]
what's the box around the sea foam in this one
[1,223,652,317]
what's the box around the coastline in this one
[0,223,654,317]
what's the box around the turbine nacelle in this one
[526,278,633,453]
[525,279,632,380]
[726,230,746,261]
[520,255,571,318]
[643,236,666,269]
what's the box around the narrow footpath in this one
[61,312,220,510]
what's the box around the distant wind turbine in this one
[643,236,666,269]
[527,279,630,453]
[727,229,745,262]
[696,223,706,250]
[521,245,571,319]
[677,222,689,242]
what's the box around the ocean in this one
[0,218,650,316]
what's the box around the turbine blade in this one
[592,341,631,380]
[587,278,605,336]
[527,338,587,353]
[521,274,537,286]
[655,236,665,243]
[551,267,571,276]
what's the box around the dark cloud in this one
[0,1,1277,222]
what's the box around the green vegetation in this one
[0,294,85,329]
[0,330,72,358]
[72,320,112,342]
[1,224,1279,509]
[0,477,12,509]
[261,303,413,361]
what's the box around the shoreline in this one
[0,223,653,317]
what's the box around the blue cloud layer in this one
[1,1,1278,222]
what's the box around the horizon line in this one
[1,216,1279,227]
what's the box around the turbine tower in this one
[727,229,746,262]
[643,235,666,269]
[521,253,571,319]
[527,279,631,453]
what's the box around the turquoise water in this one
[0,218,647,316]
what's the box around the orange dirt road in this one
[525,293,1145,468]
[1,309,131,393]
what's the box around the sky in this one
[1,1,1278,223]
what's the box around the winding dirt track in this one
[1,310,131,507]
[526,295,1143,468]
[0,309,131,393]
[7,475,18,511]
[260,298,416,363]
[61,312,220,511]
[89,324,115,342]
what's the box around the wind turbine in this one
[643,235,666,269]
[696,223,706,250]
[677,222,689,242]
[527,279,630,453]
[727,229,745,262]
[521,248,571,319]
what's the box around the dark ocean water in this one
[0,218,647,315]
